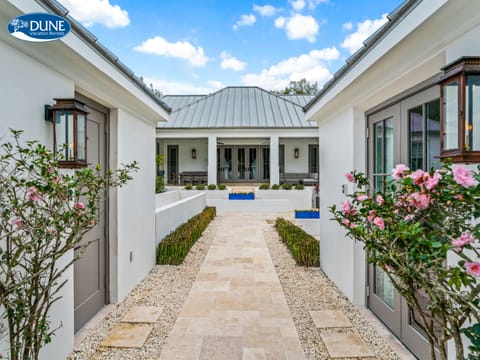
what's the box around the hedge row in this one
[157,207,216,265]
[275,217,319,267]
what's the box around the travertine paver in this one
[320,332,374,358]
[101,323,153,348]
[309,310,353,328]
[159,213,305,360]
[121,306,163,323]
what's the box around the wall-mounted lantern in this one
[45,98,88,168]
[294,148,299,159]
[440,57,480,163]
[191,148,197,159]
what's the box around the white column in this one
[270,135,279,186]
[208,135,217,185]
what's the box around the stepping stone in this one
[101,323,153,348]
[122,305,163,323]
[320,332,374,358]
[309,310,352,328]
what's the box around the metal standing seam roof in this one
[304,0,421,112]
[36,0,171,113]
[159,87,316,129]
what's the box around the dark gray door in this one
[74,104,107,332]
[167,145,178,185]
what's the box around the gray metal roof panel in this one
[158,86,317,128]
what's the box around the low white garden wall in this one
[155,192,206,245]
[295,219,320,239]
[255,188,312,210]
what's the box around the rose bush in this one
[330,162,480,359]
[0,130,137,360]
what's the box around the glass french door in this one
[218,147,233,181]
[368,87,441,359]
[167,145,178,185]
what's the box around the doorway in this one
[217,145,268,182]
[367,86,440,359]
[167,145,179,185]
[74,101,107,332]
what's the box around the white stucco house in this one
[0,0,170,358]
[157,87,319,187]
[305,0,480,358]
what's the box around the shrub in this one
[196,184,205,190]
[185,183,193,190]
[157,207,216,265]
[259,183,270,190]
[155,176,166,193]
[208,184,217,190]
[295,184,304,190]
[275,218,319,267]
[218,184,227,190]
[281,183,293,190]
[271,184,280,190]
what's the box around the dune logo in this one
[7,13,71,42]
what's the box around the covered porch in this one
[156,130,318,186]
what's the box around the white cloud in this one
[253,4,279,17]
[241,47,339,90]
[289,0,305,11]
[283,14,319,42]
[342,22,353,31]
[60,0,129,28]
[233,14,256,30]
[134,36,209,67]
[146,77,223,95]
[274,16,286,28]
[307,0,328,10]
[341,14,388,54]
[220,52,247,71]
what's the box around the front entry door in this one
[167,145,178,185]
[74,103,107,332]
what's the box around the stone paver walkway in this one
[159,213,305,360]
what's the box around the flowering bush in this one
[330,162,480,359]
[0,130,137,360]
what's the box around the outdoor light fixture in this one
[440,57,480,162]
[191,148,197,159]
[294,148,299,159]
[45,98,88,168]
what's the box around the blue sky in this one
[59,0,403,94]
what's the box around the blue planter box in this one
[295,211,320,219]
[229,193,255,200]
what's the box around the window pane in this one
[237,148,245,180]
[409,106,423,170]
[374,266,394,309]
[374,121,384,174]
[309,145,318,173]
[426,100,440,169]
[249,148,257,180]
[443,81,459,150]
[77,114,86,161]
[466,75,480,151]
[385,118,394,173]
[55,112,67,159]
[67,113,74,160]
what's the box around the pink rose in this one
[345,172,355,183]
[425,172,442,190]
[465,262,480,277]
[404,214,414,222]
[356,194,368,202]
[367,210,376,222]
[451,232,475,248]
[89,219,96,226]
[12,218,24,229]
[385,264,394,272]
[341,200,356,215]
[373,217,385,230]
[349,223,357,229]
[392,164,409,180]
[53,176,62,184]
[409,192,430,210]
[27,186,43,202]
[453,166,476,188]
[74,202,85,210]
[376,194,384,205]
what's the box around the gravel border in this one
[263,220,401,360]
[68,217,216,360]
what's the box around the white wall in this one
[0,40,75,360]
[281,138,317,173]
[155,192,206,245]
[115,109,156,301]
[318,108,356,302]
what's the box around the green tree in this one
[0,130,137,360]
[275,78,319,95]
